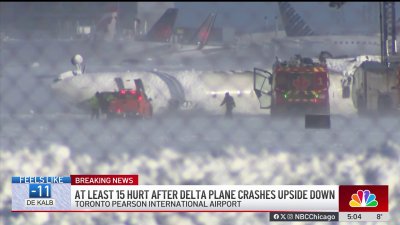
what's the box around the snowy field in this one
[1,40,399,225]
[1,137,399,225]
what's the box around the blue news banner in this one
[10,175,389,223]
[12,176,71,211]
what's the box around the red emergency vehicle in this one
[254,56,330,116]
[107,79,153,119]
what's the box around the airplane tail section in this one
[189,12,217,50]
[278,2,315,37]
[145,8,179,42]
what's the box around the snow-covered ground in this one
[1,39,399,225]
[1,140,399,225]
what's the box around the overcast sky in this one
[175,2,399,35]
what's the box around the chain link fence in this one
[1,2,400,225]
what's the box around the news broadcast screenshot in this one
[1,2,399,225]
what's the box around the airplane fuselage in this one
[51,70,263,115]
[271,34,381,58]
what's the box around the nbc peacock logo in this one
[349,190,378,207]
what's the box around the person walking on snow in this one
[220,92,236,118]
[90,92,101,119]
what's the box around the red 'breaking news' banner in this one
[339,185,388,212]
[70,175,139,185]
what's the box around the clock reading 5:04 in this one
[347,214,362,220]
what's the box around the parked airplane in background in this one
[272,2,382,59]
[93,7,178,43]
[93,7,218,51]
[138,8,179,43]
[122,12,222,66]
[278,2,315,37]
[168,12,226,53]
[187,12,218,50]
[271,34,381,59]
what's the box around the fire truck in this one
[253,56,330,116]
[106,79,153,119]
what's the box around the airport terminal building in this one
[0,2,174,39]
